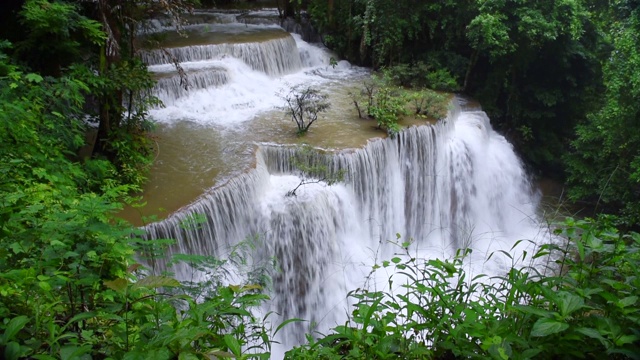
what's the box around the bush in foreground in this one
[287,217,640,359]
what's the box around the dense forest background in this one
[0,0,639,359]
[302,0,640,226]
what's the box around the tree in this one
[308,0,603,173]
[308,0,472,75]
[88,0,197,186]
[566,2,640,226]
[280,84,330,135]
[2,0,197,187]
[0,50,275,360]
[464,0,602,172]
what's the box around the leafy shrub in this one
[351,74,451,135]
[285,144,345,197]
[0,60,277,360]
[382,62,461,92]
[408,89,449,120]
[0,218,276,360]
[286,218,640,359]
[424,68,460,93]
[351,77,409,136]
[367,86,409,135]
[279,85,331,136]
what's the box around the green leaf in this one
[615,334,639,346]
[481,335,502,351]
[60,345,92,360]
[521,348,542,358]
[223,334,241,357]
[104,278,128,293]
[576,327,609,347]
[66,312,97,327]
[576,234,585,261]
[557,292,584,317]
[25,73,43,83]
[2,316,29,342]
[4,342,21,360]
[530,318,569,337]
[208,350,235,358]
[133,275,180,290]
[123,351,147,360]
[618,296,638,308]
[178,352,199,360]
[9,242,23,255]
[275,318,305,336]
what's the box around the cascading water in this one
[152,66,229,106]
[144,105,545,348]
[143,35,302,75]
[138,9,548,357]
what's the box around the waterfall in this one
[152,67,229,106]
[143,101,544,347]
[142,35,302,76]
[139,14,545,354]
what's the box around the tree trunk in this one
[284,0,295,18]
[463,50,478,92]
[328,0,334,23]
[92,0,123,160]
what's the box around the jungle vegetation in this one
[0,0,639,359]
[305,0,640,226]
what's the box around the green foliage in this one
[308,0,606,177]
[308,0,367,62]
[287,219,640,359]
[1,0,178,190]
[464,0,601,172]
[351,74,449,135]
[309,0,470,69]
[285,145,346,197]
[0,234,275,359]
[279,84,331,136]
[93,58,161,188]
[566,5,640,226]
[467,0,585,59]
[366,85,409,135]
[407,90,449,121]
[16,0,105,75]
[382,62,461,92]
[378,65,450,120]
[350,76,406,135]
[0,40,275,360]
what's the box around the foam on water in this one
[145,27,365,126]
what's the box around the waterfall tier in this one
[142,34,302,76]
[145,9,321,43]
[152,66,229,105]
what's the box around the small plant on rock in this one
[409,89,449,120]
[350,77,409,136]
[280,84,330,136]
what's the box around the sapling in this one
[279,84,330,135]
